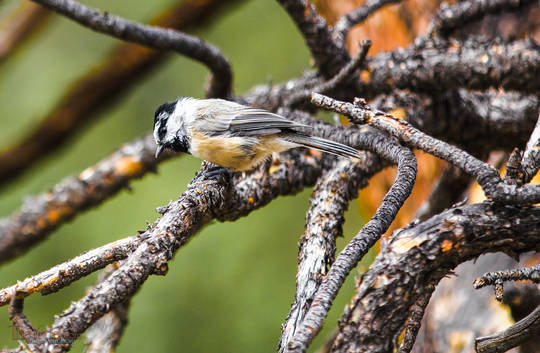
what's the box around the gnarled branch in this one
[30,0,233,99]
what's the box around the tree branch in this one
[0,235,140,306]
[363,38,540,97]
[8,292,39,349]
[329,203,540,353]
[284,134,417,353]
[428,0,538,37]
[311,93,540,205]
[0,134,173,265]
[30,0,232,98]
[84,264,131,353]
[475,304,540,353]
[520,114,540,183]
[376,90,539,155]
[397,282,436,353]
[276,0,349,77]
[474,264,540,291]
[332,0,402,43]
[246,39,540,109]
[279,154,386,352]
[286,39,371,107]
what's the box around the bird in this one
[153,97,359,174]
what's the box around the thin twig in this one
[333,0,402,43]
[286,39,371,107]
[8,293,38,346]
[374,90,539,156]
[473,264,540,295]
[397,282,436,353]
[475,304,540,353]
[503,148,524,184]
[30,0,233,98]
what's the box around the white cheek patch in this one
[164,98,199,142]
[165,118,181,142]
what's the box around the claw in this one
[202,165,232,183]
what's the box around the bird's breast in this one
[190,132,295,171]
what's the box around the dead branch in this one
[375,90,539,155]
[397,283,436,353]
[286,39,372,107]
[474,264,540,292]
[246,38,540,110]
[0,235,140,306]
[30,0,232,99]
[276,0,349,77]
[84,263,130,353]
[311,93,540,204]
[84,299,129,353]
[329,203,540,353]
[363,37,540,97]
[279,153,387,352]
[8,293,39,349]
[428,0,538,37]
[332,0,402,43]
[475,304,540,353]
[519,114,540,183]
[0,134,173,264]
[284,134,417,353]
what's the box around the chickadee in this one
[153,97,359,171]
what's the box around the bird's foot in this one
[202,165,232,183]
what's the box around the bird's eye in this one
[158,125,167,139]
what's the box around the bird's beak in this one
[155,145,165,158]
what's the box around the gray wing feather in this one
[197,102,310,136]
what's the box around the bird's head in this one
[153,98,190,157]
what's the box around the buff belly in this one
[190,131,296,171]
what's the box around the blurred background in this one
[0,0,370,351]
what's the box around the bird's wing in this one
[228,109,311,136]
[198,103,311,137]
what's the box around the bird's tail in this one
[283,133,360,159]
